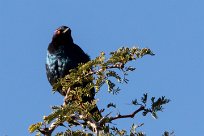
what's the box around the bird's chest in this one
[46,51,76,77]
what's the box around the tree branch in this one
[109,106,145,121]
[38,121,60,136]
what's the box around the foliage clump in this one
[29,47,170,136]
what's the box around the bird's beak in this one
[63,28,69,33]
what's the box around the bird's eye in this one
[55,30,61,35]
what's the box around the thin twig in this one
[109,106,145,121]
[38,121,60,136]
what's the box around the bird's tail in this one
[89,104,102,122]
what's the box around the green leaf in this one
[151,111,158,119]
[107,103,116,108]
[132,99,139,105]
[28,122,43,133]
[141,93,148,104]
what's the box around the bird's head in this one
[52,26,73,44]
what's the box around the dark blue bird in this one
[46,26,100,118]
[46,26,90,96]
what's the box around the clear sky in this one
[0,0,203,135]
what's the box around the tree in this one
[29,47,171,136]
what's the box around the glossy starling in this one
[46,26,100,119]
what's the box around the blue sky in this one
[0,0,203,135]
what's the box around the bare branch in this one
[109,106,145,121]
[38,121,60,136]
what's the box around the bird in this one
[46,26,101,121]
[46,26,90,95]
